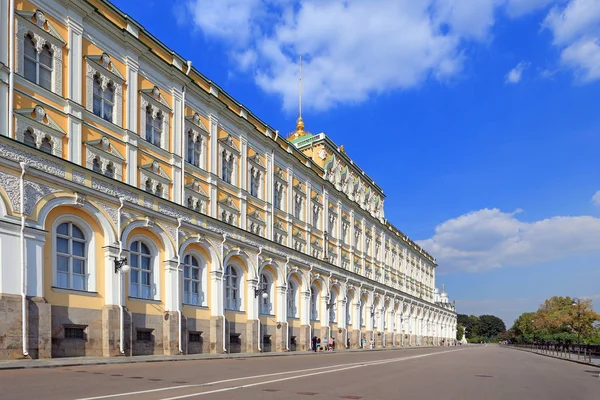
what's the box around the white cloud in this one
[504,0,555,17]
[179,0,600,110]
[181,0,503,111]
[543,0,600,82]
[592,190,600,206]
[505,60,530,83]
[417,208,600,273]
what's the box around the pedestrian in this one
[330,336,335,351]
[370,338,374,349]
[362,335,367,348]
[311,336,317,352]
[317,337,321,351]
[323,336,329,351]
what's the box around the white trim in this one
[51,214,97,293]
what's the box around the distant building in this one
[0,0,457,359]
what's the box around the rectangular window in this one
[136,329,153,342]
[64,326,85,339]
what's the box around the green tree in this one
[478,315,506,339]
[457,314,480,339]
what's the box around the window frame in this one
[224,263,244,312]
[127,236,160,301]
[287,279,299,318]
[15,11,64,96]
[259,271,274,315]
[310,285,320,321]
[85,54,125,127]
[51,215,96,293]
[24,34,53,90]
[182,252,207,307]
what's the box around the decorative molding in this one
[140,87,171,149]
[15,106,65,157]
[85,136,124,181]
[85,54,124,126]
[15,12,65,96]
[0,141,65,178]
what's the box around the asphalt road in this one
[0,346,598,400]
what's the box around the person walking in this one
[330,336,335,351]
[323,336,329,351]
[316,337,321,351]
[362,335,367,348]
[311,336,317,352]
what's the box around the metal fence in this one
[504,343,600,364]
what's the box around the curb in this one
[503,346,600,368]
[0,345,447,371]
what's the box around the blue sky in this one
[111,0,600,326]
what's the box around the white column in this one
[209,114,219,218]
[125,56,139,186]
[300,291,311,325]
[164,259,178,312]
[210,270,223,317]
[247,276,258,320]
[266,151,274,240]
[171,89,183,204]
[276,285,287,323]
[67,15,83,164]
[0,0,9,137]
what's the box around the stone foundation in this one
[298,325,311,351]
[274,322,288,352]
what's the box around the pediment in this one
[85,136,125,161]
[15,106,66,134]
[185,180,209,197]
[86,53,125,82]
[218,196,239,212]
[186,113,209,133]
[248,154,264,168]
[140,86,172,110]
[219,134,240,153]
[247,210,265,224]
[141,161,170,181]
[16,10,65,45]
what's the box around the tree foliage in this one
[478,315,506,338]
[456,325,465,341]
[509,296,600,344]
[457,313,506,342]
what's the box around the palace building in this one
[0,0,457,359]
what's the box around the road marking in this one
[159,349,469,400]
[76,348,470,400]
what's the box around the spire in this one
[292,55,306,139]
[442,283,445,292]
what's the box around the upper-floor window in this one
[39,135,53,154]
[294,194,303,220]
[145,106,163,147]
[187,131,202,167]
[310,286,319,321]
[250,167,261,198]
[221,150,234,184]
[56,222,87,291]
[24,33,52,90]
[274,182,284,211]
[93,74,114,122]
[312,205,321,229]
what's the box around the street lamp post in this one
[572,297,582,360]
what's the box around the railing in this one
[504,343,600,364]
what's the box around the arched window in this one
[187,131,202,167]
[259,272,272,315]
[287,280,298,318]
[221,150,233,184]
[24,129,36,148]
[329,291,337,323]
[383,308,388,330]
[24,34,52,90]
[129,241,153,299]
[250,168,260,198]
[93,74,114,122]
[40,136,52,154]
[310,285,319,321]
[56,222,87,290]
[144,178,153,193]
[155,183,164,198]
[183,254,203,305]
[273,183,283,211]
[92,156,102,174]
[224,265,240,311]
[145,106,162,147]
[104,162,115,179]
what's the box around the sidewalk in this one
[0,345,444,371]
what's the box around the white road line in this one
[76,348,469,400]
[159,349,470,400]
